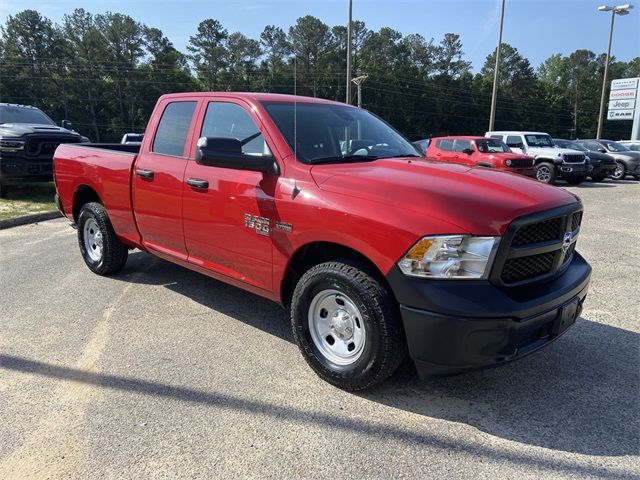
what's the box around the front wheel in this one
[77,202,128,275]
[291,261,406,391]
[611,162,626,180]
[536,162,557,184]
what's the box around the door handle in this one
[135,168,154,180]
[186,178,209,189]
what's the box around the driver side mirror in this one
[61,119,73,130]
[598,148,606,153]
[462,148,474,155]
[195,137,279,175]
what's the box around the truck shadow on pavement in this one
[110,252,638,458]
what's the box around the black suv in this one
[553,139,616,181]
[576,139,640,181]
[0,103,85,197]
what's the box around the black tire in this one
[0,184,9,198]
[291,261,407,391]
[567,176,586,185]
[634,175,640,181]
[536,162,557,184]
[77,202,128,275]
[611,162,626,180]
[590,174,607,182]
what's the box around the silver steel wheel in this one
[537,165,552,182]
[83,217,103,262]
[308,289,366,366]
[612,164,625,180]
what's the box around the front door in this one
[182,100,277,291]
[132,100,198,259]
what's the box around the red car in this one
[54,93,590,390]
[426,136,535,176]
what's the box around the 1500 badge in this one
[244,214,270,236]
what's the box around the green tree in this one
[188,19,228,91]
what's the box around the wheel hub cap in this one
[308,289,366,366]
[83,218,103,262]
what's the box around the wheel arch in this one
[73,185,102,223]
[280,241,393,308]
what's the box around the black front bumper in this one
[387,253,591,377]
[557,162,589,177]
[0,157,53,184]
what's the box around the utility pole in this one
[352,75,368,108]
[346,0,353,104]
[488,0,506,131]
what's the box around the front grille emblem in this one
[562,231,573,254]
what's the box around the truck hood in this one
[528,146,582,157]
[0,123,79,138]
[310,158,578,236]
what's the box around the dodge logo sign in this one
[562,231,573,254]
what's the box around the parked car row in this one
[414,130,640,185]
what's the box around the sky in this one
[1,0,638,72]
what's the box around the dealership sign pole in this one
[607,77,639,139]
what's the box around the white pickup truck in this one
[486,131,589,185]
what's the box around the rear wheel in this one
[77,202,128,275]
[611,162,626,180]
[291,261,406,391]
[536,162,556,184]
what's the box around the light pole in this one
[488,0,506,131]
[596,4,634,138]
[346,0,353,104]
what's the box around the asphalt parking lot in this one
[0,180,638,479]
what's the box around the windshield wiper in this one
[386,153,421,158]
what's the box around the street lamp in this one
[346,0,353,104]
[596,3,634,138]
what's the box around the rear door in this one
[505,135,525,155]
[182,99,276,291]
[431,139,456,162]
[132,99,198,260]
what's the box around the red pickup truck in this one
[54,92,591,390]
[426,136,536,176]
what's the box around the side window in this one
[437,139,454,151]
[201,102,271,156]
[587,141,601,150]
[506,135,523,147]
[152,101,197,156]
[453,140,472,152]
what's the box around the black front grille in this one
[25,136,80,157]
[502,252,555,283]
[512,217,563,245]
[508,158,534,168]
[495,205,583,285]
[564,154,585,163]
[571,211,583,232]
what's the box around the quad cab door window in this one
[133,100,197,258]
[183,101,275,291]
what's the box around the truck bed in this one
[54,142,141,246]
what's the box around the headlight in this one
[398,235,498,279]
[0,139,25,152]
[505,159,512,167]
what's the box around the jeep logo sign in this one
[609,99,635,110]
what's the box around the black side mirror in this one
[195,137,279,175]
[598,148,606,153]
[61,119,73,130]
[462,148,474,155]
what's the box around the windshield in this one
[524,134,554,148]
[601,140,630,152]
[476,138,511,153]
[0,106,55,125]
[261,101,419,164]
[555,139,587,152]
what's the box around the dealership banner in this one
[608,78,639,122]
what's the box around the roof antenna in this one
[294,54,297,162]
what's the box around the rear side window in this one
[506,135,523,147]
[201,102,270,156]
[453,139,472,152]
[152,101,197,156]
[436,139,454,151]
